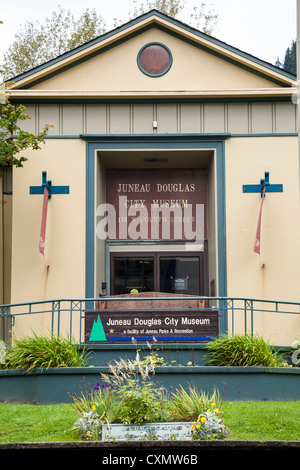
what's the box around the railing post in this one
[244,299,254,335]
[70,300,82,343]
[51,301,54,335]
[79,300,83,344]
[0,306,13,348]
[70,300,73,339]
[250,299,254,335]
[57,301,61,335]
[244,299,248,334]
[51,300,61,335]
[7,310,14,347]
[219,297,228,336]
[231,298,235,335]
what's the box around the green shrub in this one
[204,333,284,367]
[3,331,88,372]
[171,384,222,422]
[139,351,166,367]
[116,379,162,424]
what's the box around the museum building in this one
[1,10,299,346]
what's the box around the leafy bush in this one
[100,352,173,424]
[117,380,162,424]
[139,351,166,367]
[3,331,88,372]
[204,333,284,367]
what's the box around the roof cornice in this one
[10,87,296,101]
[9,10,296,90]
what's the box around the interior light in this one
[143,157,168,163]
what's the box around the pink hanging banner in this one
[254,186,266,254]
[39,187,48,254]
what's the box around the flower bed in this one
[74,410,227,442]
[70,351,228,442]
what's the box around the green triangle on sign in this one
[89,315,107,342]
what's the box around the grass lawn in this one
[222,401,300,441]
[0,404,79,443]
[0,401,299,443]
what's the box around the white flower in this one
[291,339,300,349]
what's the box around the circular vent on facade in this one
[137,43,172,77]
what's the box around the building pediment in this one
[10,10,296,100]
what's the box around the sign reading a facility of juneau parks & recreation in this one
[85,309,218,343]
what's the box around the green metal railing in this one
[0,296,299,347]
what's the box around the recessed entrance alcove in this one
[94,148,217,301]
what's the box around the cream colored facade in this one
[4,10,299,345]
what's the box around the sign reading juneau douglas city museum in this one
[85,310,218,343]
[98,169,207,240]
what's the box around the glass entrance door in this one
[112,256,155,295]
[160,256,200,295]
[111,252,203,295]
